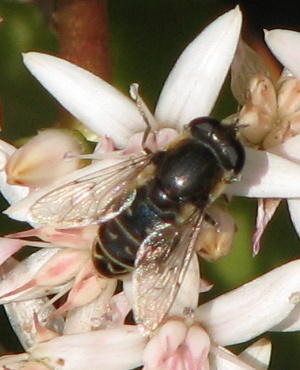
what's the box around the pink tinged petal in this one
[195,259,300,346]
[7,225,98,250]
[124,128,179,155]
[155,7,242,130]
[6,129,87,188]
[52,262,104,316]
[108,292,132,327]
[143,320,210,370]
[265,29,300,80]
[239,338,272,370]
[63,279,117,335]
[226,147,300,198]
[31,326,147,370]
[33,249,89,287]
[0,249,64,303]
[184,325,210,370]
[142,320,186,369]
[0,140,29,204]
[0,238,25,265]
[252,198,280,256]
[23,52,145,149]
[287,199,300,236]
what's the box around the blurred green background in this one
[0,1,300,369]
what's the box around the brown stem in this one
[52,0,111,138]
[53,0,111,80]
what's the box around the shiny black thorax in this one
[93,117,245,277]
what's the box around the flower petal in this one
[268,133,300,164]
[23,53,144,148]
[265,29,300,80]
[0,238,25,265]
[4,297,64,350]
[143,320,210,370]
[169,253,200,317]
[0,140,29,204]
[271,293,300,332]
[155,7,242,129]
[226,147,300,198]
[238,338,271,370]
[6,129,87,188]
[195,259,300,345]
[31,326,147,370]
[210,346,261,370]
[63,279,118,335]
[0,249,62,303]
[252,198,281,255]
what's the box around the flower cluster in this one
[0,6,300,370]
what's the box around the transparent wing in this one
[132,210,204,332]
[28,154,154,228]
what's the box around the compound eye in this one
[187,117,228,142]
[187,117,245,174]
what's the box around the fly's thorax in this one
[154,138,225,206]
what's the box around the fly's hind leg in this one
[130,83,159,154]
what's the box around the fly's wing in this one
[28,155,154,228]
[132,210,204,333]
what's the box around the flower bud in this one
[262,122,293,150]
[5,129,91,188]
[289,111,300,135]
[277,77,300,117]
[239,107,273,145]
[238,74,277,146]
[248,74,277,116]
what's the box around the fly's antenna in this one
[222,111,249,134]
[130,83,158,153]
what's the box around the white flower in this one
[2,11,300,226]
[4,257,300,369]
[264,29,300,239]
[228,37,300,253]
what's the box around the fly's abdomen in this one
[92,182,178,278]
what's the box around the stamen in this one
[63,152,99,160]
[4,237,53,249]
[41,282,73,314]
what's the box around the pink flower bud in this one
[5,129,91,188]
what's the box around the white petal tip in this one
[265,28,300,79]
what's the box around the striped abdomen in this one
[92,180,179,277]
